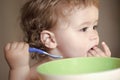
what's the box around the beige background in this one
[0,0,120,80]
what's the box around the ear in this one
[40,30,57,49]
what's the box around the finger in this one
[101,42,111,56]
[23,43,29,52]
[87,53,93,57]
[87,51,94,57]
[16,42,25,49]
[93,47,106,57]
[87,51,91,57]
[89,49,99,57]
[4,43,11,51]
[11,42,18,49]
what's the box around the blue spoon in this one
[29,47,63,59]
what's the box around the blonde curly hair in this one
[20,0,99,60]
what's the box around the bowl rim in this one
[37,57,120,76]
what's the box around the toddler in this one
[4,0,111,80]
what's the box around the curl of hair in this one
[20,0,99,60]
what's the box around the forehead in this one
[68,6,98,25]
[56,6,98,28]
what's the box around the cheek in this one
[56,37,79,57]
[57,38,89,57]
[55,31,90,57]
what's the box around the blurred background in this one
[0,0,120,80]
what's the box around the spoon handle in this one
[29,47,63,59]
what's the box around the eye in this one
[80,27,88,32]
[93,25,98,30]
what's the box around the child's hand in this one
[87,42,111,57]
[4,42,30,69]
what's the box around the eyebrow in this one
[80,20,98,26]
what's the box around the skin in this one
[50,6,111,57]
[4,6,111,80]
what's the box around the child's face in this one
[53,6,99,58]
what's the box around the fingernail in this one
[102,42,105,45]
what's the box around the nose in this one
[89,31,98,41]
[90,35,98,40]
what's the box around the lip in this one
[88,45,98,52]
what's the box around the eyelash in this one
[80,27,88,32]
[93,25,98,30]
[80,25,98,32]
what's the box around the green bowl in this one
[37,57,120,80]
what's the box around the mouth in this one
[88,45,98,52]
